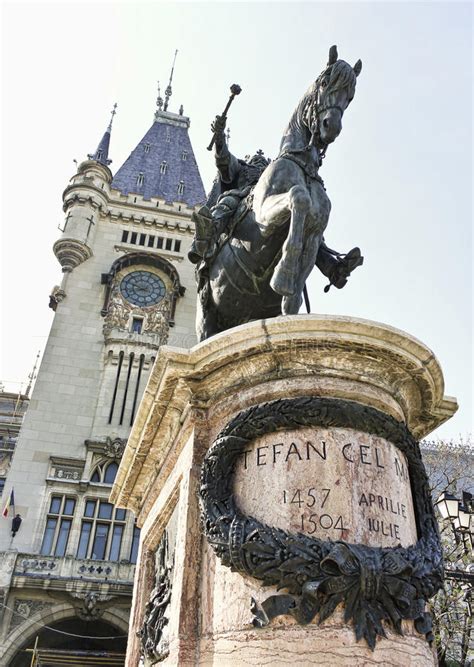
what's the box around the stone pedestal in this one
[111,315,457,666]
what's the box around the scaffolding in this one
[26,639,126,667]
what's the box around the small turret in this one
[53,105,117,273]
[88,103,116,166]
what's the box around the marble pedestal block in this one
[111,315,457,666]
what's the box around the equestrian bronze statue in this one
[189,46,364,341]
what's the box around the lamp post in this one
[435,490,473,665]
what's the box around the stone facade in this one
[0,392,29,497]
[0,107,203,664]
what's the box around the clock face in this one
[120,271,166,307]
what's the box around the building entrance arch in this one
[6,609,128,667]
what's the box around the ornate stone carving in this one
[20,558,57,572]
[9,599,53,633]
[199,397,443,650]
[0,452,12,476]
[53,238,92,273]
[48,285,67,311]
[55,468,80,480]
[103,288,132,334]
[49,457,83,481]
[139,530,173,663]
[102,282,171,344]
[104,436,127,459]
[71,591,112,621]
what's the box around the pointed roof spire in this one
[88,103,117,166]
[25,350,41,398]
[163,50,178,112]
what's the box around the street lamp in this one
[435,492,461,521]
[435,490,473,552]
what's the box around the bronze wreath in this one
[199,397,443,650]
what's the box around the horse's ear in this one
[328,45,338,66]
[353,59,362,77]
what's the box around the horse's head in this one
[310,45,362,148]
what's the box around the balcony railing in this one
[14,552,136,584]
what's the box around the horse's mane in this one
[279,60,357,154]
[325,60,357,96]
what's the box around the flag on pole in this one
[2,489,15,518]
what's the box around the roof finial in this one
[156,81,164,110]
[107,102,118,132]
[163,49,178,112]
[25,350,41,398]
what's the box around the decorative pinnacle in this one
[107,102,118,132]
[156,81,163,110]
[163,49,178,112]
[25,350,41,398]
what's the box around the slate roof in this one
[111,110,206,207]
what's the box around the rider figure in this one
[189,115,363,294]
[188,115,270,265]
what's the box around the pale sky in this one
[1,1,472,440]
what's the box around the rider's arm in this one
[212,115,240,184]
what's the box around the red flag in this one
[2,489,15,518]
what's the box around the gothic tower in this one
[0,83,205,663]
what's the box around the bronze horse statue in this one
[191,46,363,341]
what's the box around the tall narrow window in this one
[144,143,151,153]
[147,235,155,248]
[130,524,141,564]
[181,150,188,161]
[177,181,185,195]
[130,354,145,425]
[40,496,76,556]
[121,230,129,243]
[119,353,134,425]
[131,317,143,334]
[109,351,124,424]
[165,238,173,251]
[76,501,126,561]
[174,239,181,253]
[137,173,144,187]
[160,161,167,174]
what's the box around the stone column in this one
[111,315,457,666]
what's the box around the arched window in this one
[104,461,118,484]
[90,461,119,485]
[160,161,167,174]
[177,181,185,195]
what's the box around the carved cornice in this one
[110,315,458,514]
[53,238,92,272]
[85,436,127,459]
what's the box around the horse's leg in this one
[258,184,311,297]
[196,292,220,342]
[282,232,322,314]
